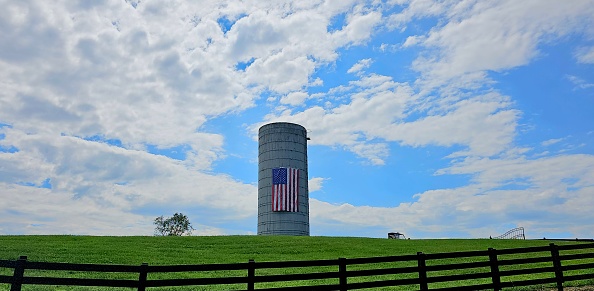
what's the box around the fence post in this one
[338,257,347,291]
[417,252,428,291]
[488,248,501,291]
[10,256,27,291]
[550,243,564,291]
[138,263,148,291]
[247,259,255,291]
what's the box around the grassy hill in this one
[0,236,592,290]
[0,235,567,264]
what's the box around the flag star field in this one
[0,0,593,238]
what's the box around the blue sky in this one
[1,0,593,239]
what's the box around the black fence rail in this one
[1,242,593,290]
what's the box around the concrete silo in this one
[257,122,310,236]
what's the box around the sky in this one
[1,0,593,239]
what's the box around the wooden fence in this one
[1,242,593,290]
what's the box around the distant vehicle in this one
[388,232,406,239]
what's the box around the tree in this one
[154,212,194,236]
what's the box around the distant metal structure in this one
[257,122,310,236]
[492,227,526,240]
[388,232,406,239]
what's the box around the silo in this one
[258,122,310,236]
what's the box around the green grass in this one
[0,236,592,290]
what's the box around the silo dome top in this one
[258,122,307,136]
[259,122,305,130]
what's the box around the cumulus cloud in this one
[0,0,393,235]
[265,72,518,163]
[280,91,310,106]
[287,0,594,239]
[0,0,254,170]
[308,177,327,193]
[0,183,152,235]
[382,94,519,157]
[398,0,594,87]
[386,0,454,30]
[0,0,385,160]
[332,10,383,46]
[0,128,257,235]
[347,58,373,74]
[311,152,594,238]
[264,73,414,164]
[401,35,423,47]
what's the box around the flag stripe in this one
[272,167,299,212]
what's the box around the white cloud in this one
[280,92,310,106]
[387,0,455,30]
[378,43,399,52]
[311,152,594,238]
[332,10,383,46]
[566,75,594,90]
[575,46,594,64]
[265,72,518,163]
[0,128,256,235]
[347,58,373,74]
[0,0,389,235]
[223,3,384,93]
[192,225,229,236]
[0,183,152,235]
[245,54,316,93]
[381,94,519,157]
[397,0,594,87]
[0,0,258,171]
[308,177,327,193]
[440,154,594,190]
[402,35,423,47]
[0,0,386,166]
[541,138,564,147]
[264,73,414,163]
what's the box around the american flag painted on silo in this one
[272,167,299,212]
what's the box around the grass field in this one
[0,236,593,290]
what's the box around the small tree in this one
[154,212,194,236]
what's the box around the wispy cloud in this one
[575,46,594,64]
[566,75,594,90]
[541,138,564,147]
[347,58,373,74]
